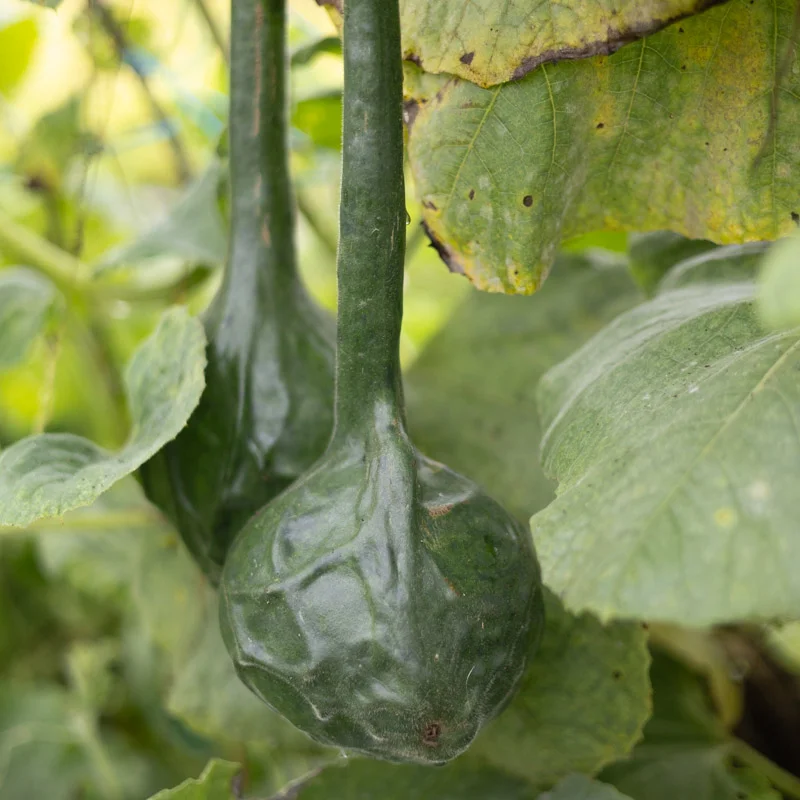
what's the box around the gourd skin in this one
[139,0,334,584]
[220,407,543,763]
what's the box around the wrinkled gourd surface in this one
[219,0,544,763]
[139,0,334,583]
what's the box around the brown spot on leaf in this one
[403,98,420,128]
[423,199,438,211]
[523,195,533,207]
[405,52,423,67]
[792,211,799,224]
[596,122,605,129]
[421,221,465,275]
[429,503,454,518]
[469,189,475,200]
[314,0,342,11]
[460,51,475,65]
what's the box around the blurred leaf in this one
[0,268,59,370]
[544,775,634,800]
[96,162,227,273]
[23,0,63,7]
[0,17,38,97]
[407,250,642,521]
[65,639,121,713]
[293,91,342,151]
[659,242,765,290]
[291,36,341,66]
[758,232,800,331]
[471,591,651,788]
[533,244,800,625]
[0,683,155,800]
[0,307,206,528]
[627,232,716,296]
[601,652,781,800]
[147,760,240,800]
[409,1,800,293]
[279,757,538,799]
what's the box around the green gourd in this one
[219,0,544,764]
[139,0,335,584]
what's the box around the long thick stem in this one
[333,0,406,435]
[215,0,297,324]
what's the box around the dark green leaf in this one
[627,232,716,296]
[0,307,206,527]
[291,36,341,66]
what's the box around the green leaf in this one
[22,0,63,7]
[533,244,800,625]
[147,760,241,800]
[471,592,651,788]
[758,232,800,331]
[0,307,206,528]
[407,250,642,521]
[628,232,716,296]
[600,652,781,800]
[320,0,718,87]
[291,36,341,66]
[408,1,800,293]
[545,775,634,800]
[0,268,58,370]
[96,162,227,273]
[293,91,343,151]
[275,758,538,799]
[0,17,39,96]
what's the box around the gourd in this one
[219,0,544,764]
[139,0,335,584]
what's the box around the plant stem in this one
[333,0,406,434]
[193,0,229,65]
[731,739,800,799]
[88,0,192,184]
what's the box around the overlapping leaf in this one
[0,308,205,527]
[408,0,800,293]
[533,244,800,625]
[758,232,800,331]
[147,760,241,800]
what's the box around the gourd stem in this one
[333,0,406,435]
[221,0,297,315]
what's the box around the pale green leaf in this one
[96,162,227,273]
[407,250,642,521]
[758,232,800,331]
[408,2,800,293]
[0,307,206,527]
[601,652,781,800]
[0,268,58,370]
[275,758,538,799]
[319,0,721,88]
[471,592,651,788]
[533,244,800,625]
[0,17,39,96]
[147,760,241,800]
[544,775,634,800]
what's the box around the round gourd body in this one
[219,422,544,763]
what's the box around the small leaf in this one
[758,232,800,331]
[409,2,800,293]
[533,244,800,625]
[0,308,206,528]
[0,268,58,370]
[276,758,538,799]
[0,17,39,96]
[471,592,651,788]
[601,652,781,800]
[291,36,341,66]
[293,91,342,151]
[544,775,634,800]
[96,162,227,273]
[147,760,241,800]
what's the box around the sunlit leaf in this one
[147,760,241,800]
[758,231,800,331]
[0,17,39,96]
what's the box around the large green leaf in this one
[408,0,800,293]
[0,268,58,370]
[545,775,635,800]
[601,652,781,800]
[0,307,206,527]
[471,592,650,787]
[0,17,38,96]
[318,0,722,87]
[758,232,800,331]
[147,760,241,800]
[533,244,800,625]
[407,251,642,521]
